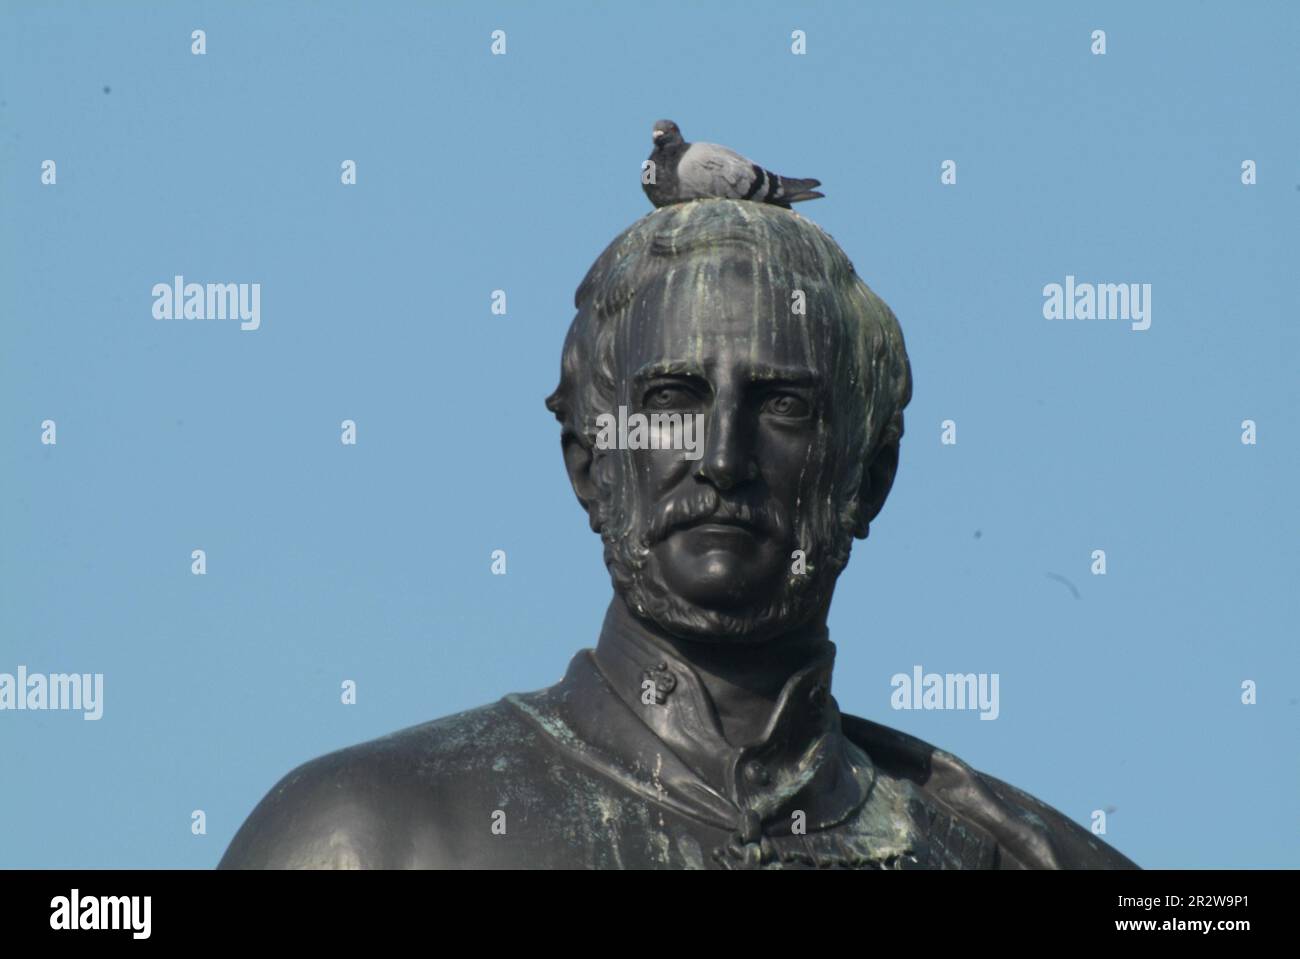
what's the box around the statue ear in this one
[561,433,602,532]
[852,438,900,538]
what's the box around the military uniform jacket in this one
[220,622,1138,870]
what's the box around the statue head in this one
[546,199,912,645]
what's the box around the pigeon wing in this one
[675,142,761,200]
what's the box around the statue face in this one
[605,250,845,642]
[555,203,910,646]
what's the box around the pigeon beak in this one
[652,130,664,140]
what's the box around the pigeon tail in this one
[784,189,825,204]
[781,176,823,204]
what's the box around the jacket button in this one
[642,663,677,704]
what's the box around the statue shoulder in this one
[217,698,535,869]
[969,768,1139,869]
[216,738,392,869]
[840,712,1138,869]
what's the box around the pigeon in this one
[643,119,824,209]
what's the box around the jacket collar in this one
[513,601,876,836]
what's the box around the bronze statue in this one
[219,199,1137,869]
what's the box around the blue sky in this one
[1,1,1296,868]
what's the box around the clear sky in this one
[1,1,1296,868]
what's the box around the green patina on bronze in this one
[219,196,1139,871]
[548,197,913,585]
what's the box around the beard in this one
[590,451,856,644]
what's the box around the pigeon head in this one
[651,120,683,147]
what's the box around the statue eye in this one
[763,393,809,418]
[645,385,694,409]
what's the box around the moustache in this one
[642,486,788,547]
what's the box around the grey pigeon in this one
[643,119,824,209]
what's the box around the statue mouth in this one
[676,517,763,540]
[645,488,784,547]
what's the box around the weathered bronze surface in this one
[219,199,1137,869]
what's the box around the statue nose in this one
[695,410,758,490]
